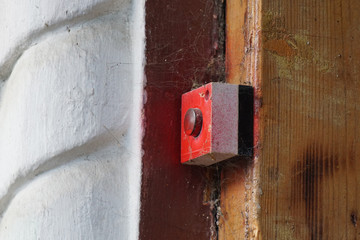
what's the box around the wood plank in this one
[140,0,225,239]
[222,0,360,239]
[225,0,247,84]
[220,0,262,239]
[260,0,360,238]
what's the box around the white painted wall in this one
[0,0,144,239]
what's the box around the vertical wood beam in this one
[140,0,225,239]
[222,0,360,239]
[220,0,262,239]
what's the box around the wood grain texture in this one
[225,0,247,84]
[260,0,360,239]
[220,0,262,239]
[222,0,360,239]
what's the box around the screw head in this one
[184,108,203,137]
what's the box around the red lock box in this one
[181,82,253,166]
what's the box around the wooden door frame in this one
[221,0,360,239]
[139,0,225,239]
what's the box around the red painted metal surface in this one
[140,0,225,239]
[181,84,212,164]
[181,83,243,166]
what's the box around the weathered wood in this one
[222,0,360,239]
[225,0,247,84]
[220,0,262,239]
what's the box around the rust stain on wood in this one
[264,39,296,57]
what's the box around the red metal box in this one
[181,82,253,166]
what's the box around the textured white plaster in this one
[0,0,145,238]
[0,0,130,81]
[0,146,135,240]
[0,12,130,202]
[127,1,145,239]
